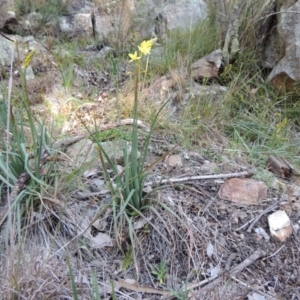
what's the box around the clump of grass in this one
[151,260,168,285]
[0,45,56,222]
[151,15,221,76]
[15,0,68,16]
[91,38,170,215]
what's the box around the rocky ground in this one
[1,35,300,300]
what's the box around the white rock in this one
[165,154,182,167]
[268,210,292,242]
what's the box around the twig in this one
[189,249,266,294]
[235,217,255,231]
[145,170,254,187]
[263,245,285,260]
[114,279,170,296]
[230,276,277,300]
[246,202,279,233]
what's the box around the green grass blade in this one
[67,257,79,300]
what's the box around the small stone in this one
[165,154,182,167]
[268,210,292,242]
[191,50,223,80]
[218,178,267,205]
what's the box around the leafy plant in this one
[15,0,68,17]
[171,285,189,300]
[90,38,172,215]
[122,246,133,271]
[151,261,168,285]
[93,128,132,142]
[0,43,55,226]
[54,46,84,90]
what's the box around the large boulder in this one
[59,13,94,37]
[61,0,207,44]
[93,0,135,46]
[135,0,207,40]
[267,0,300,91]
[161,0,207,31]
[0,34,14,66]
[0,0,14,28]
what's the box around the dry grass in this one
[1,1,300,299]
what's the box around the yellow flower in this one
[23,50,36,69]
[138,38,157,55]
[129,51,141,62]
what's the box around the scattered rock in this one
[268,210,292,242]
[218,178,267,205]
[165,154,182,167]
[59,13,94,37]
[191,50,223,80]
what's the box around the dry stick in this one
[230,276,278,300]
[145,170,254,187]
[246,202,279,233]
[114,249,266,298]
[114,279,170,296]
[73,171,254,200]
[189,249,266,294]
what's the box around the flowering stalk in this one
[127,39,156,211]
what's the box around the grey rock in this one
[268,1,300,91]
[59,13,93,37]
[0,35,15,66]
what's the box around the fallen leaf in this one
[210,264,221,277]
[89,232,113,249]
[92,219,107,231]
[206,241,214,258]
[84,169,99,177]
[133,217,153,230]
[248,292,266,300]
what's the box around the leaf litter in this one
[1,135,299,299]
[1,96,300,299]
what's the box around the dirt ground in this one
[33,134,300,300]
[1,47,300,300]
